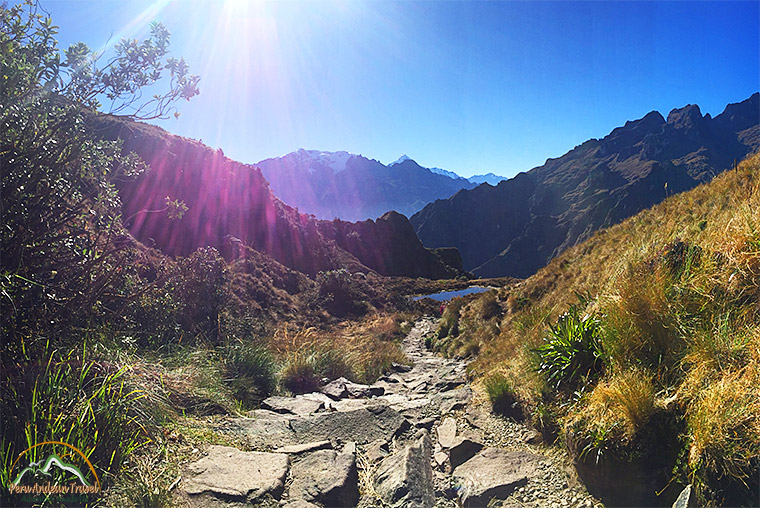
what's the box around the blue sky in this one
[43,0,759,178]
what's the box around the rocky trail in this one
[179,318,602,508]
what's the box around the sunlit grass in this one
[453,152,760,505]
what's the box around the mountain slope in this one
[88,117,461,279]
[410,93,760,278]
[256,150,477,221]
[444,152,760,507]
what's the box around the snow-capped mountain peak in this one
[296,148,356,174]
[390,154,413,166]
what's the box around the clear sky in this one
[41,0,759,178]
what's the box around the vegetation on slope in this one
[0,3,420,504]
[433,152,760,506]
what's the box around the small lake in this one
[412,286,492,302]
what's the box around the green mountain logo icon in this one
[12,453,91,486]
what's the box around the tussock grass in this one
[454,152,760,506]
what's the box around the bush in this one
[280,352,322,394]
[484,372,523,420]
[313,269,369,317]
[534,306,605,390]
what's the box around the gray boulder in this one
[453,448,542,507]
[375,431,435,508]
[288,443,359,507]
[262,396,324,416]
[183,446,289,503]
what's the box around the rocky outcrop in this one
[374,431,435,508]
[411,93,760,277]
[453,448,544,507]
[288,444,359,507]
[317,211,463,279]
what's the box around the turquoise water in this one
[412,286,492,302]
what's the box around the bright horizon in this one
[44,0,759,178]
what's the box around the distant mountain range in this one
[255,150,505,221]
[89,118,464,280]
[410,93,760,278]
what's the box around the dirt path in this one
[179,317,603,508]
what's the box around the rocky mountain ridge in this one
[88,116,463,280]
[411,93,760,277]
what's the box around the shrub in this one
[587,368,655,438]
[280,352,321,394]
[484,372,523,420]
[534,306,605,390]
[475,291,502,321]
[314,269,369,317]
[686,365,760,507]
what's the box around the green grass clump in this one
[534,305,605,390]
[484,372,522,420]
[224,343,277,407]
[0,344,155,502]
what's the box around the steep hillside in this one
[88,116,461,279]
[434,152,760,507]
[256,150,477,221]
[411,93,760,278]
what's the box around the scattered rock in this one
[247,408,287,420]
[434,450,449,469]
[262,396,324,416]
[437,417,458,448]
[672,484,693,508]
[288,444,359,507]
[439,386,472,414]
[415,417,436,430]
[274,440,332,455]
[365,439,390,463]
[453,448,543,508]
[238,417,295,450]
[448,437,484,469]
[321,377,384,400]
[522,429,542,445]
[321,377,351,400]
[281,501,320,508]
[375,431,435,508]
[392,362,412,373]
[183,446,288,503]
[434,377,465,391]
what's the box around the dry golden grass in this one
[271,313,410,387]
[455,152,760,504]
[576,367,656,440]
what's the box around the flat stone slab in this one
[289,406,408,445]
[375,431,435,508]
[240,406,409,449]
[184,445,289,503]
[449,437,484,469]
[437,417,458,448]
[453,448,543,507]
[288,444,359,507]
[274,440,332,455]
[262,396,324,416]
